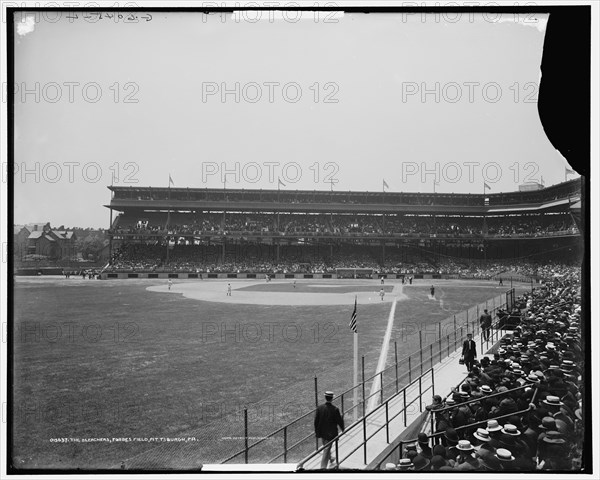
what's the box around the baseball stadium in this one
[12,178,585,471]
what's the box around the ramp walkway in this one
[297,325,508,470]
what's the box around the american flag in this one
[349,296,357,333]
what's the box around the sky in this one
[11,9,578,228]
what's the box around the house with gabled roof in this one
[13,223,77,260]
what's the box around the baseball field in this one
[11,276,530,469]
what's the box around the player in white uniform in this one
[227,283,232,296]
[168,279,173,290]
[380,288,385,301]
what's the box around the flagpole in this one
[166,174,171,264]
[382,180,386,237]
[349,295,359,422]
[353,327,358,421]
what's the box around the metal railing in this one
[370,383,539,470]
[221,289,514,464]
[296,368,435,470]
[221,353,427,464]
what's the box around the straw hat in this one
[473,428,491,442]
[543,395,564,407]
[486,420,502,432]
[457,440,474,451]
[501,424,521,436]
[543,431,566,444]
[495,448,515,461]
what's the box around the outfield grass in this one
[11,278,529,469]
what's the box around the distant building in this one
[13,223,77,260]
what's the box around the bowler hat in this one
[430,455,446,470]
[444,428,459,444]
[479,450,501,470]
[432,445,447,458]
[412,455,430,471]
[538,416,556,430]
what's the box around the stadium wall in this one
[99,272,540,282]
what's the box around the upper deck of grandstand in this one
[107,178,581,215]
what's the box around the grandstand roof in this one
[106,179,581,215]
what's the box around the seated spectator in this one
[454,440,480,470]
[430,455,448,471]
[412,455,430,471]
[396,458,413,471]
[472,428,494,454]
[417,433,433,459]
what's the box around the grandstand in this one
[103,178,582,278]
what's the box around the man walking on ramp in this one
[479,308,492,341]
[314,391,345,469]
[461,333,477,372]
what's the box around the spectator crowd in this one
[105,242,580,281]
[110,212,578,238]
[382,272,584,472]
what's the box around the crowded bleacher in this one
[381,271,584,471]
[105,240,580,279]
[106,180,581,278]
[110,212,578,238]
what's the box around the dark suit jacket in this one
[314,402,344,441]
[462,340,477,361]
[479,313,492,328]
